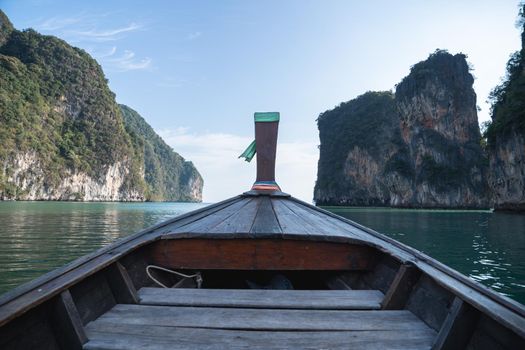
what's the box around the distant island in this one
[0,10,202,202]
[315,6,524,211]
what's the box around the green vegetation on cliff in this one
[0,28,135,182]
[0,10,201,201]
[485,4,525,143]
[120,105,202,201]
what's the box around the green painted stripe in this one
[254,112,280,122]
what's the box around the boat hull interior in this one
[0,194,524,349]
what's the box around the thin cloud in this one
[29,14,150,72]
[104,49,152,71]
[35,16,83,31]
[186,31,202,40]
[69,23,143,42]
[94,46,117,58]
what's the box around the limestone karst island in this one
[315,49,525,211]
[0,2,524,350]
[0,11,202,202]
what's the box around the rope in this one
[146,265,202,289]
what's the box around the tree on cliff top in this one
[485,3,525,144]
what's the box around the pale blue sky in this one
[1,0,523,202]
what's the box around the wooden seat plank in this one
[138,287,384,310]
[90,304,432,331]
[84,323,436,350]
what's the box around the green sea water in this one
[328,207,525,304]
[0,202,524,304]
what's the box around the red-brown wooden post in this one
[252,112,280,191]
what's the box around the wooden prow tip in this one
[252,112,280,192]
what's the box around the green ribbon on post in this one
[239,112,279,162]
[239,140,256,162]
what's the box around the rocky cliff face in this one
[315,51,490,208]
[1,152,143,201]
[489,132,525,211]
[0,10,202,202]
[486,5,525,211]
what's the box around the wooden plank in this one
[118,250,153,291]
[382,264,421,309]
[147,239,376,270]
[0,304,61,350]
[289,197,418,260]
[432,297,479,350]
[84,323,436,350]
[70,272,116,325]
[138,288,384,310]
[271,198,319,235]
[91,304,433,331]
[0,196,242,327]
[280,199,345,236]
[207,198,259,234]
[50,290,87,350]
[359,254,399,293]
[285,199,385,244]
[250,196,282,235]
[0,253,115,328]
[105,262,139,304]
[467,314,525,350]
[417,263,525,338]
[406,275,454,331]
[169,198,254,234]
[153,197,243,235]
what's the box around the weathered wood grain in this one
[432,297,479,350]
[0,303,60,350]
[271,198,319,235]
[406,275,454,331]
[138,288,384,310]
[279,199,340,236]
[92,304,432,331]
[105,262,139,304]
[147,239,376,270]
[50,290,87,349]
[70,272,116,325]
[250,196,282,235]
[359,254,399,293]
[382,264,421,309]
[417,262,525,338]
[207,198,259,234]
[84,324,436,350]
[466,314,525,350]
[169,198,254,234]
